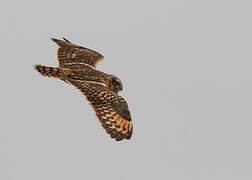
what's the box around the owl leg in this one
[34,64,64,79]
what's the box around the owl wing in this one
[51,38,104,69]
[69,80,133,141]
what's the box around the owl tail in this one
[34,64,64,78]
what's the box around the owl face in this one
[110,75,123,93]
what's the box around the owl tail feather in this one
[34,64,64,79]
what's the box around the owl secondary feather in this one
[34,38,133,141]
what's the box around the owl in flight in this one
[34,38,133,141]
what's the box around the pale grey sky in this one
[1,0,252,180]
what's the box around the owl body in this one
[64,66,111,86]
[34,38,132,141]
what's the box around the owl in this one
[34,38,133,141]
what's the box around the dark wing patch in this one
[51,38,104,69]
[69,80,133,141]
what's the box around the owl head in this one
[110,75,123,93]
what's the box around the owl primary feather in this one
[34,38,133,141]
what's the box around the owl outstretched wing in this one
[69,80,133,141]
[51,38,104,69]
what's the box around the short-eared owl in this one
[34,38,133,141]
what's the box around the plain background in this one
[1,0,252,179]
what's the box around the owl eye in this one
[112,78,118,85]
[112,77,123,92]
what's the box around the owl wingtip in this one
[33,64,40,70]
[62,37,71,42]
[50,37,57,41]
[51,37,71,46]
[51,38,64,46]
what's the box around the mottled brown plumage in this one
[34,38,133,141]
